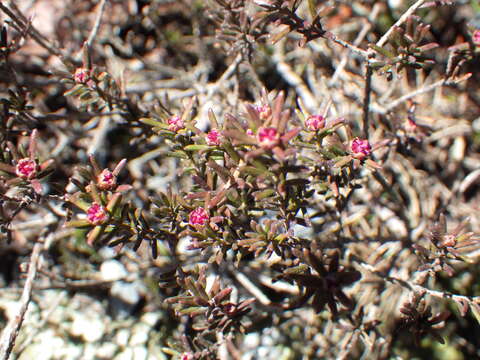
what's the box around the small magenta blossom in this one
[473,30,480,45]
[0,129,54,194]
[206,129,221,146]
[351,137,372,159]
[404,118,418,133]
[189,207,209,227]
[305,115,325,131]
[87,203,108,225]
[15,158,38,180]
[74,68,95,88]
[246,128,254,136]
[74,68,90,83]
[97,169,117,191]
[257,127,280,149]
[167,115,185,132]
[255,104,272,120]
[180,353,193,360]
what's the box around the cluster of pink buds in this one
[180,353,193,360]
[0,129,54,194]
[87,156,129,193]
[74,68,89,83]
[74,67,95,88]
[350,137,372,160]
[305,115,325,132]
[255,104,272,120]
[65,156,130,245]
[167,115,185,132]
[206,129,222,146]
[97,168,117,191]
[15,158,38,180]
[404,118,418,133]
[189,207,209,227]
[86,203,108,225]
[473,30,480,45]
[74,67,91,83]
[257,127,280,149]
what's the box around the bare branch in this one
[376,0,428,48]
[0,2,63,59]
[86,0,108,47]
[0,242,43,360]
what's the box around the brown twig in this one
[0,2,64,59]
[86,0,108,47]
[373,73,471,114]
[375,0,428,48]
[0,241,43,360]
[330,3,382,85]
[328,34,370,59]
[357,261,480,304]
[362,64,373,139]
[273,42,318,112]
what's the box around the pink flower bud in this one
[473,30,480,45]
[206,129,221,146]
[305,115,325,131]
[189,207,209,227]
[97,169,117,190]
[404,118,417,133]
[255,104,272,120]
[181,353,193,360]
[257,127,279,149]
[15,158,38,179]
[167,115,185,132]
[74,68,90,83]
[87,203,108,225]
[246,129,254,136]
[351,137,372,159]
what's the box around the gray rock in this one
[69,313,105,342]
[101,259,128,281]
[96,342,119,359]
[129,323,150,346]
[115,329,130,347]
[110,281,142,304]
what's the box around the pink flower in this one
[473,30,480,45]
[87,203,108,225]
[180,353,193,360]
[305,115,325,131]
[257,127,280,149]
[404,118,417,133]
[246,128,254,136]
[255,104,272,120]
[167,115,185,132]
[97,169,117,190]
[15,158,38,179]
[206,129,221,146]
[351,137,372,159]
[189,207,209,227]
[74,68,90,83]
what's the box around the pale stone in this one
[96,342,118,358]
[101,259,128,281]
[70,314,105,342]
[129,323,149,346]
[115,329,130,347]
[140,312,162,326]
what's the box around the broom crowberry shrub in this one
[2,0,480,359]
